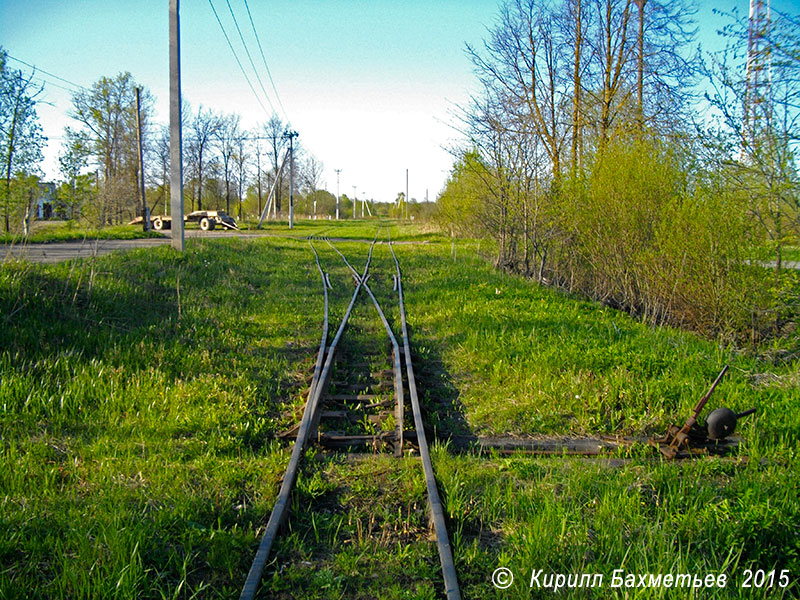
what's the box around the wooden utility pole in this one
[135,87,149,231]
[169,0,185,251]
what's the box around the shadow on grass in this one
[0,242,329,445]
[0,260,177,363]
[406,326,472,440]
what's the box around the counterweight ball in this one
[706,407,737,440]
[706,407,757,440]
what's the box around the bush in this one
[550,136,777,341]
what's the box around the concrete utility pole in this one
[135,86,149,231]
[169,0,184,251]
[352,185,357,219]
[334,169,341,220]
[256,141,263,217]
[405,169,409,220]
[283,129,298,229]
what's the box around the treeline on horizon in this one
[1,50,429,234]
[436,0,800,345]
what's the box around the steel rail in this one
[389,241,462,600]
[325,236,404,457]
[306,241,329,402]
[239,237,377,600]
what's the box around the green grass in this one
[243,218,446,242]
[1,221,797,598]
[391,242,799,442]
[432,448,800,599]
[0,221,165,244]
[0,217,445,245]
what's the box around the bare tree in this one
[703,6,800,269]
[149,125,170,215]
[303,154,324,219]
[187,106,220,212]
[588,0,635,145]
[467,0,570,182]
[216,113,242,215]
[263,114,287,213]
[233,132,249,220]
[636,0,698,133]
[564,0,589,171]
[252,135,265,217]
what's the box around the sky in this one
[0,0,794,204]
[1,0,499,204]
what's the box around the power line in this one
[224,0,277,116]
[207,0,272,119]
[6,54,89,91]
[242,0,289,123]
[30,76,74,95]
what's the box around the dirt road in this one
[1,238,173,264]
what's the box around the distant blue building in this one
[37,181,56,219]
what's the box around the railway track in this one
[240,230,461,600]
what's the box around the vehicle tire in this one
[208,220,216,230]
[200,217,211,231]
[153,217,164,230]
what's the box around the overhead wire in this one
[6,54,89,91]
[207,0,272,120]
[242,0,289,123]
[224,0,277,116]
[30,77,75,94]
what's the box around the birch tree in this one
[0,49,46,232]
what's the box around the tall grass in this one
[0,224,797,598]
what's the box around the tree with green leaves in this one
[68,71,152,225]
[57,127,90,220]
[0,47,46,232]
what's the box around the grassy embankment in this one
[1,220,797,599]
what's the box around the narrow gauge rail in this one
[239,232,460,600]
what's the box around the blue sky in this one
[1,0,498,203]
[0,1,793,202]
